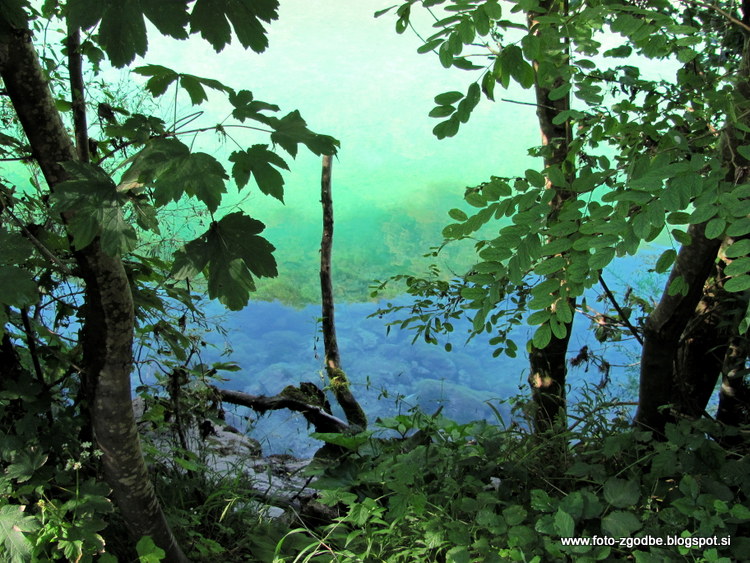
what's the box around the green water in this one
[133,0,541,304]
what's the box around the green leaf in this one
[532,323,552,348]
[136,535,166,563]
[601,510,642,537]
[554,508,575,537]
[229,89,280,123]
[141,0,190,39]
[124,139,228,212]
[501,45,534,89]
[433,116,460,139]
[481,70,496,100]
[229,145,289,202]
[726,239,750,259]
[725,257,750,277]
[530,489,555,512]
[668,275,688,296]
[705,217,726,239]
[452,57,483,70]
[549,317,567,339]
[438,41,453,67]
[0,505,38,562]
[446,546,470,563]
[0,266,39,307]
[417,38,443,54]
[604,477,640,508]
[172,212,277,310]
[0,229,33,266]
[434,91,464,105]
[548,83,571,101]
[534,256,565,275]
[725,275,750,293]
[178,73,231,104]
[727,217,750,237]
[5,449,47,483]
[738,145,750,161]
[527,309,551,325]
[190,0,279,53]
[502,505,527,526]
[52,161,137,255]
[268,110,339,157]
[654,249,677,273]
[525,169,545,188]
[448,208,468,221]
[97,1,148,68]
[429,105,455,118]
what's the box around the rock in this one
[133,396,320,520]
[205,425,262,458]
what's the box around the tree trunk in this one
[527,0,575,432]
[0,28,188,562]
[636,30,750,434]
[319,155,367,429]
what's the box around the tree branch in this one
[212,386,350,434]
[67,25,89,162]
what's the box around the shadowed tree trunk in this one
[527,0,576,432]
[0,27,188,562]
[718,334,750,431]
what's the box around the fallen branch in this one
[212,386,350,434]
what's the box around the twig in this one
[598,274,643,345]
[20,307,44,386]
[0,201,74,275]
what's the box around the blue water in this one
[201,250,662,456]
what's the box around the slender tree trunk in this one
[0,28,188,562]
[319,155,367,429]
[527,0,575,432]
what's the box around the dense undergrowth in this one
[279,396,750,563]
[3,379,749,562]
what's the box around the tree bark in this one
[636,224,722,433]
[0,28,188,562]
[527,0,575,432]
[319,155,367,429]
